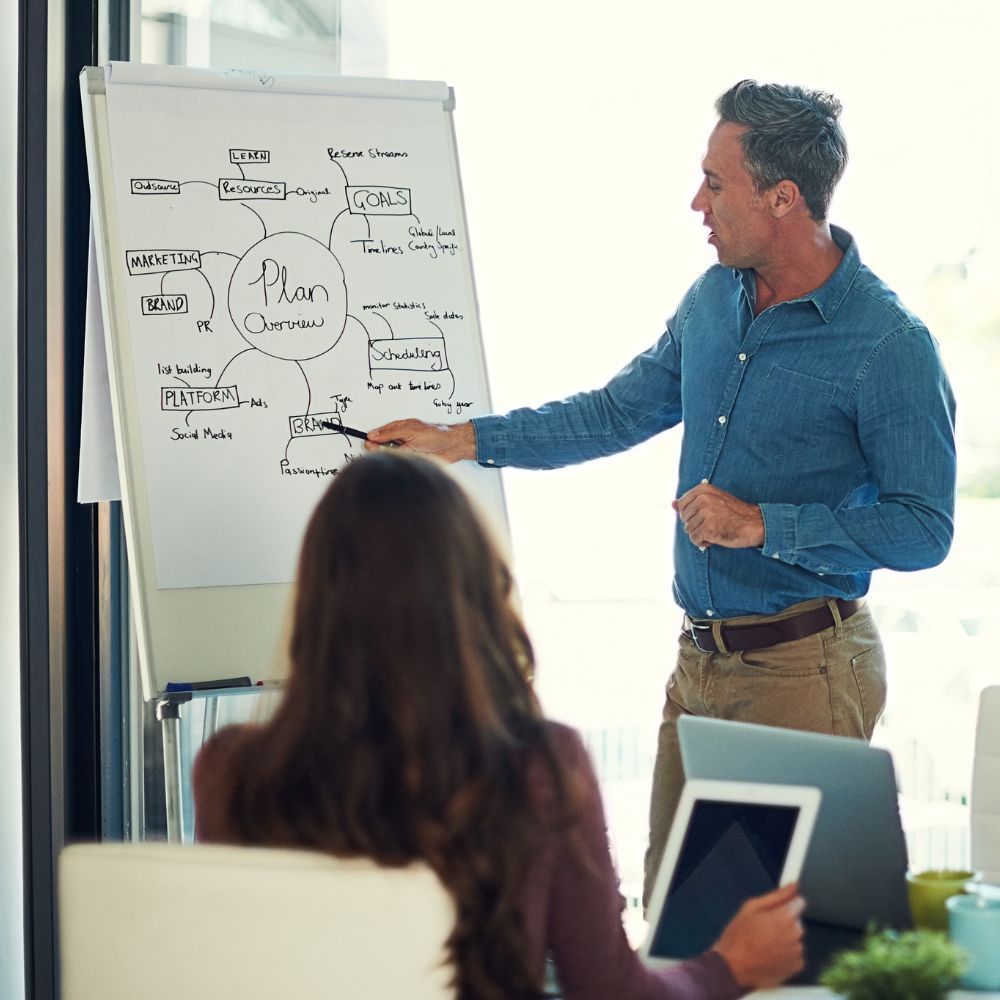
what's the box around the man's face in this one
[690,121,775,269]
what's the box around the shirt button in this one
[772,552,780,559]
[718,415,727,425]
[705,609,714,617]
[738,353,747,362]
[486,458,495,465]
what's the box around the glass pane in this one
[138,0,387,75]
[1,0,24,984]
[117,0,1000,909]
[123,0,388,842]
[376,0,1000,908]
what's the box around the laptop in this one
[641,778,820,969]
[678,716,912,982]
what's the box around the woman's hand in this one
[712,882,806,990]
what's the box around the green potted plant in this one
[819,927,966,1000]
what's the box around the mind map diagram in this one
[122,141,479,479]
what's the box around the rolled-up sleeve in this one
[471,293,694,470]
[760,325,956,575]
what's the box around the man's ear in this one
[767,179,800,218]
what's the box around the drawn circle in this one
[228,232,348,361]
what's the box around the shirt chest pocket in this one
[745,366,837,456]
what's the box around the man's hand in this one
[364,418,476,464]
[672,481,765,549]
[713,883,806,990]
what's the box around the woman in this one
[193,452,804,999]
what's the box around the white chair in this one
[59,842,456,1000]
[971,685,1000,885]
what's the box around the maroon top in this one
[193,720,744,1000]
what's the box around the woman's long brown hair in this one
[217,452,574,998]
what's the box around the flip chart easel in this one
[80,63,509,839]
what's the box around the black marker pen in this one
[318,419,401,448]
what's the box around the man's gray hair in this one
[715,79,848,221]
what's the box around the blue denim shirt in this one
[472,227,956,618]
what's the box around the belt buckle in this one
[687,619,714,653]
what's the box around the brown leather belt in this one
[682,598,864,654]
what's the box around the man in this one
[366,80,957,903]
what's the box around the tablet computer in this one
[641,778,820,969]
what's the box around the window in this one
[380,0,1000,905]
[122,0,388,840]
[1,0,23,988]
[138,0,385,75]
[119,1,1000,898]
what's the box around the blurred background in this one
[135,0,998,909]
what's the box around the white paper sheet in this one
[101,71,496,589]
[78,226,123,503]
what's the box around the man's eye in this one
[707,183,721,193]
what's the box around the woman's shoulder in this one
[540,719,590,767]
[192,723,268,842]
[526,720,599,814]
[192,724,264,795]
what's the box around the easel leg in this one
[156,694,190,843]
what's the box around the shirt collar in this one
[735,224,862,323]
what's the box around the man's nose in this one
[690,182,707,213]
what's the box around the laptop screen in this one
[646,799,800,961]
[677,715,911,933]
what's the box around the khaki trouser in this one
[642,597,887,908]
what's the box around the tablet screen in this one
[646,799,800,960]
